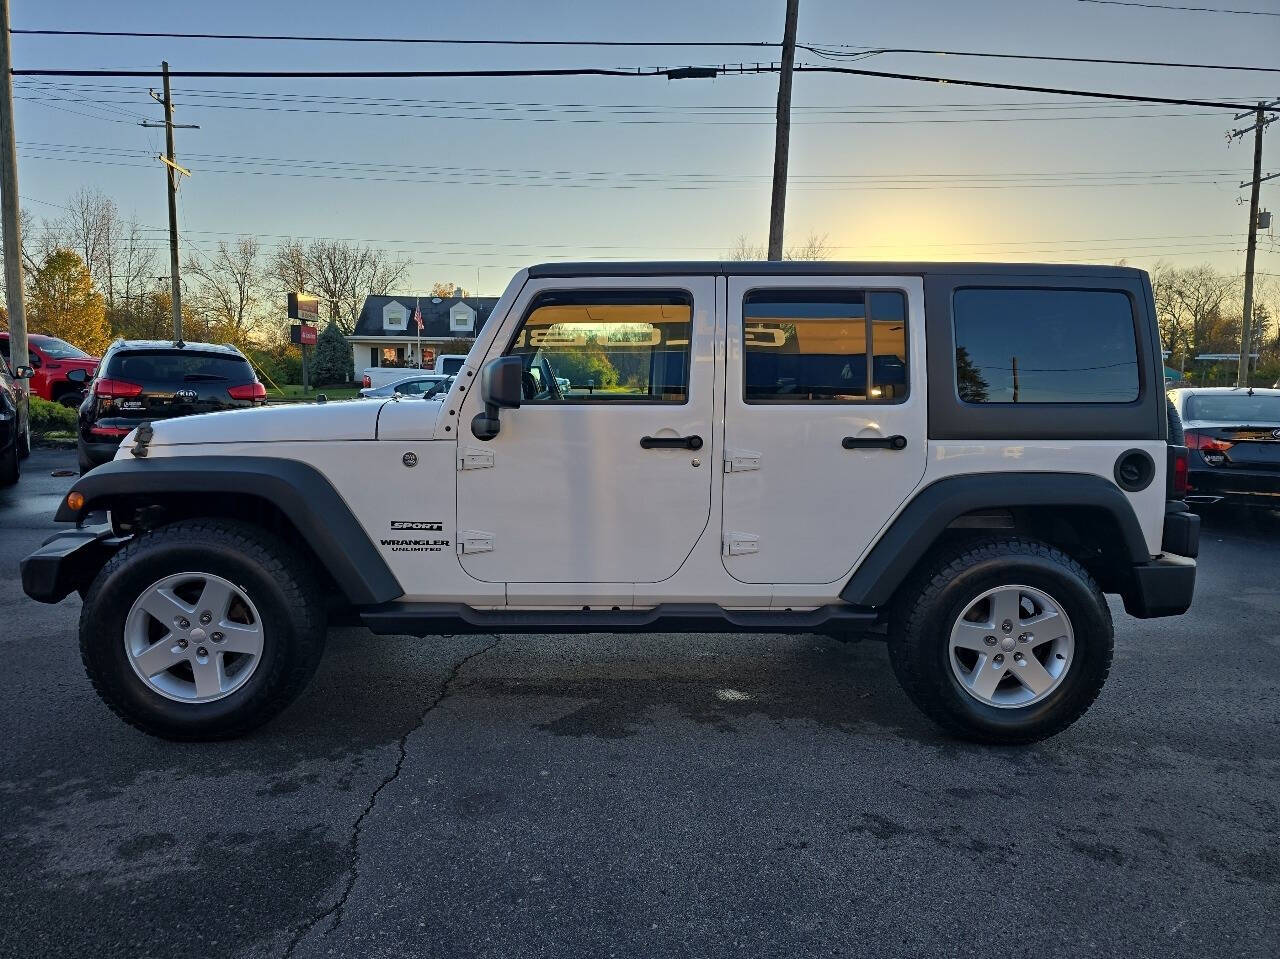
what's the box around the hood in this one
[134,399,386,447]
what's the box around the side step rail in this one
[359,602,878,637]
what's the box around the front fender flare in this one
[57,456,403,606]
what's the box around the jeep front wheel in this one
[888,537,1113,745]
[79,519,326,740]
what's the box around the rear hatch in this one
[90,349,263,435]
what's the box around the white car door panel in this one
[721,276,928,585]
[456,276,717,585]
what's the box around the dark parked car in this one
[1168,387,1280,506]
[78,340,265,474]
[1,356,34,487]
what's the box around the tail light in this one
[89,425,133,438]
[93,378,143,398]
[1184,430,1233,453]
[362,374,372,388]
[227,381,267,401]
[1169,446,1189,497]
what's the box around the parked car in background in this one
[358,373,453,399]
[0,332,100,407]
[1168,387,1280,506]
[433,353,470,376]
[0,355,33,486]
[77,340,266,474]
[361,365,426,390]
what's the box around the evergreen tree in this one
[310,321,354,385]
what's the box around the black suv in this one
[1,356,33,487]
[78,340,265,474]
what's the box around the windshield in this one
[1185,393,1280,424]
[35,337,92,359]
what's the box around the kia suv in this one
[77,340,265,474]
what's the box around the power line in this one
[11,28,1277,72]
[12,62,1273,113]
[1075,0,1280,15]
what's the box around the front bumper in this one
[21,524,127,604]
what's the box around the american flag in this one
[413,302,424,331]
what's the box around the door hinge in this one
[723,532,760,556]
[457,447,495,471]
[457,530,495,554]
[724,448,762,473]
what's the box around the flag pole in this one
[415,295,421,368]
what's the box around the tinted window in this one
[743,289,908,403]
[439,356,466,375]
[106,350,254,383]
[506,290,692,403]
[953,288,1139,404]
[1185,393,1280,423]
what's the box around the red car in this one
[0,332,100,406]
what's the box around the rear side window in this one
[742,289,908,403]
[438,357,465,375]
[505,290,692,403]
[106,350,254,383]
[953,288,1140,404]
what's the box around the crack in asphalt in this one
[282,636,502,958]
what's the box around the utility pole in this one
[1229,100,1278,388]
[767,0,800,261]
[0,0,29,377]
[141,62,197,343]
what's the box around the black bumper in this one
[21,525,127,604]
[1121,502,1199,619]
[78,437,123,467]
[1186,467,1280,504]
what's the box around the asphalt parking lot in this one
[1,447,1277,959]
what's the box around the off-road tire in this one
[888,537,1113,745]
[80,519,327,740]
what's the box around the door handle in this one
[842,434,907,450]
[641,434,704,450]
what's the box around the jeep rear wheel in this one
[888,537,1113,745]
[79,519,326,740]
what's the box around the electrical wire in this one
[1075,0,1280,15]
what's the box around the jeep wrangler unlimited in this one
[22,262,1199,744]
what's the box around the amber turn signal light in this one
[66,491,85,512]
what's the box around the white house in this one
[346,289,499,373]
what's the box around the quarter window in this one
[505,290,692,403]
[953,288,1140,404]
[742,289,908,403]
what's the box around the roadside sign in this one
[290,324,318,346]
[288,293,321,323]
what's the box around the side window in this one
[953,288,1140,404]
[505,290,692,403]
[742,289,908,403]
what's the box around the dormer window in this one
[382,302,408,330]
[450,302,476,332]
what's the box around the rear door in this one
[721,275,927,585]
[455,276,717,585]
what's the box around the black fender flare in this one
[840,472,1150,608]
[58,455,403,606]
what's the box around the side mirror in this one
[471,355,523,440]
[13,365,35,380]
[66,368,87,383]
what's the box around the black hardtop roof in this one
[107,339,248,356]
[526,260,1148,279]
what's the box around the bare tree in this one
[725,232,831,261]
[185,237,265,345]
[268,239,409,334]
[1151,263,1239,363]
[54,188,122,305]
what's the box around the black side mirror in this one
[471,355,523,440]
[13,365,35,380]
[66,368,87,383]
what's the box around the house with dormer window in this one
[345,289,499,373]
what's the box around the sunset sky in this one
[9,0,1278,294]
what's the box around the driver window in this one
[505,290,692,403]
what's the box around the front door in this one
[456,277,717,585]
[721,275,928,585]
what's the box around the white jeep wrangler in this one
[22,262,1199,744]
